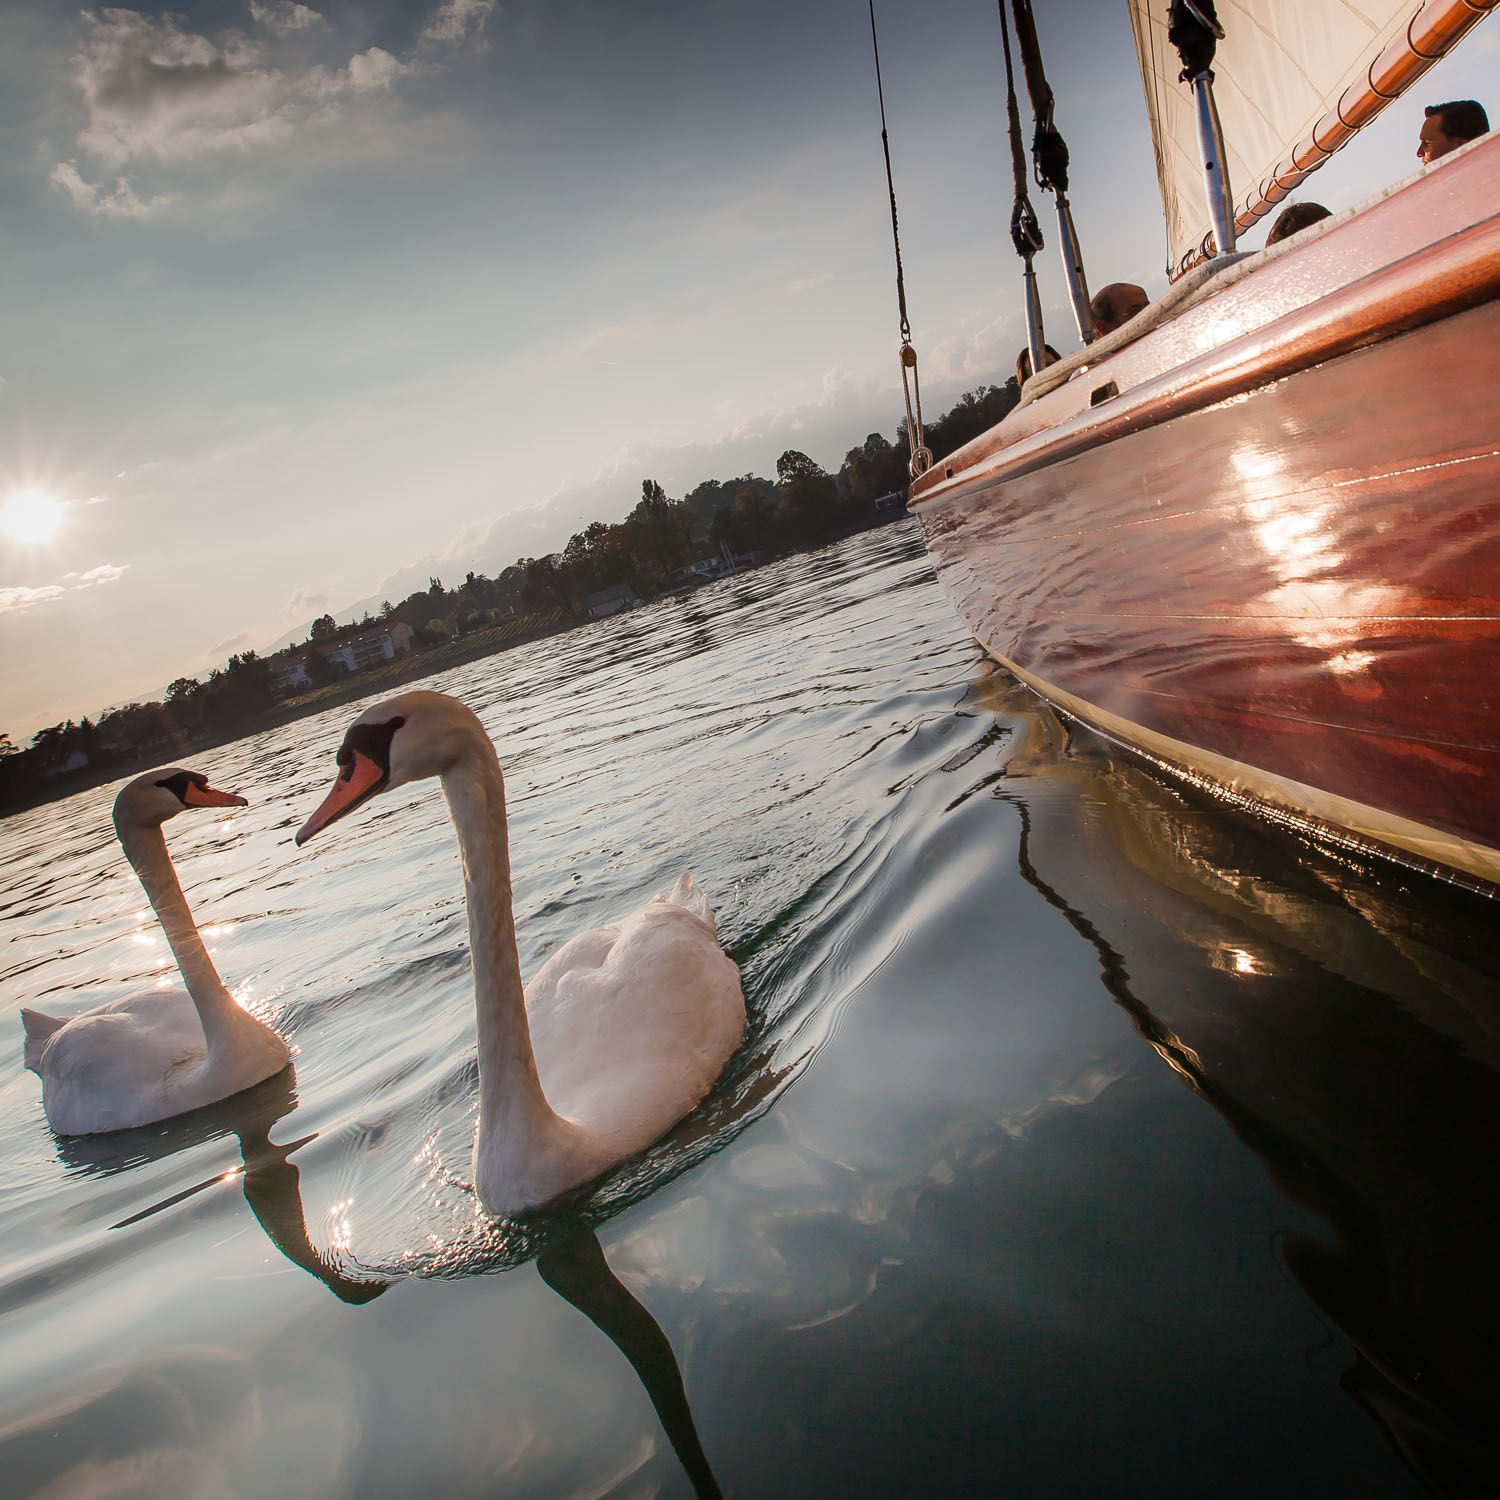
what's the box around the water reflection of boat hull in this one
[979,668,1500,1497]
[913,137,1500,890]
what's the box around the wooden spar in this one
[1175,0,1498,275]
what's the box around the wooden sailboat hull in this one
[911,139,1500,890]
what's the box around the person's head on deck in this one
[1015,344,1061,386]
[1418,100,1489,163]
[1090,283,1149,339]
[1265,201,1332,246]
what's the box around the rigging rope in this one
[1009,0,1070,196]
[996,0,1049,373]
[867,0,932,478]
[997,1,1044,262]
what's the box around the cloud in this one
[285,586,329,617]
[0,584,66,614]
[53,8,415,205]
[49,160,167,217]
[926,313,1022,385]
[346,48,408,93]
[250,2,326,34]
[74,563,130,587]
[0,563,129,614]
[785,272,834,295]
[420,0,498,46]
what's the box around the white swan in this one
[22,769,291,1134]
[295,690,745,1216]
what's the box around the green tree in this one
[627,479,693,575]
[309,613,338,642]
[776,450,843,545]
[775,449,824,486]
[845,432,909,505]
[519,555,573,615]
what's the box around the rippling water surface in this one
[2,522,1497,1499]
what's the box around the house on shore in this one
[274,622,416,695]
[586,583,640,619]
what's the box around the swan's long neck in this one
[441,743,577,1173]
[117,819,247,1057]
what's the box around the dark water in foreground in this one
[1,522,1496,1499]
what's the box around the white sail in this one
[1127,0,1415,268]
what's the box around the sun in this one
[0,489,67,545]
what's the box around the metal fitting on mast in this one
[1169,0,1236,257]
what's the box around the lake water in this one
[1,521,1496,1499]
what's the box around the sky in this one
[1,1,1495,741]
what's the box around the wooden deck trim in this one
[910,210,1500,512]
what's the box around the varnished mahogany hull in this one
[913,211,1500,887]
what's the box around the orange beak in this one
[296,750,386,846]
[183,781,248,809]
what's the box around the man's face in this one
[1418,113,1462,164]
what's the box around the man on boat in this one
[1417,100,1489,163]
[1090,283,1149,339]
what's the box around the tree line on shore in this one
[1,382,1020,813]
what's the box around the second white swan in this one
[296,690,745,1216]
[22,769,290,1134]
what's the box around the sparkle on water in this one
[0,522,1495,1499]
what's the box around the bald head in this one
[1091,283,1149,339]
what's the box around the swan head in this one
[113,768,248,832]
[295,690,485,846]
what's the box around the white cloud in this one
[420,0,498,46]
[250,2,325,34]
[0,563,126,614]
[785,272,834,295]
[54,9,415,198]
[926,313,1022,385]
[75,563,130,587]
[347,48,408,94]
[0,584,66,614]
[49,160,168,217]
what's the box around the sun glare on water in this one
[1,489,66,544]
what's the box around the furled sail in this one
[1127,0,1416,269]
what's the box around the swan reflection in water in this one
[973,665,1500,1500]
[53,1073,726,1497]
[57,1071,388,1307]
[538,1222,724,1500]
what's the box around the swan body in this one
[22,769,290,1134]
[297,690,745,1215]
